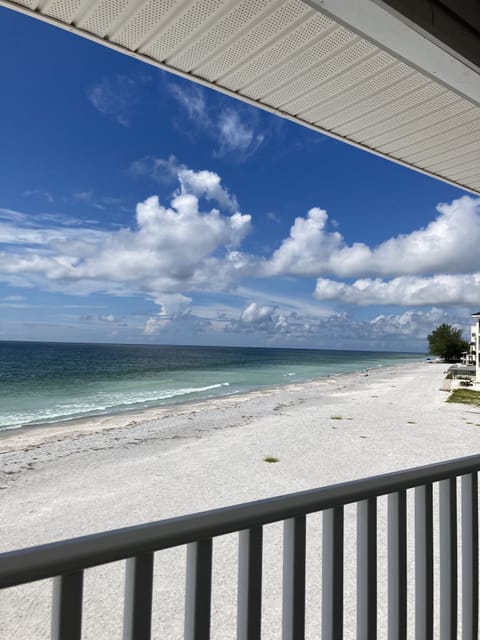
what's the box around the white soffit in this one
[2,0,480,195]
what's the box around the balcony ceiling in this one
[3,0,480,194]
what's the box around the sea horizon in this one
[0,337,424,353]
[0,341,423,433]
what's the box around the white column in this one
[476,319,480,385]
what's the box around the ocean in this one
[0,341,421,432]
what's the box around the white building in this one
[473,312,480,386]
[462,322,477,365]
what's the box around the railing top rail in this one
[2,453,480,588]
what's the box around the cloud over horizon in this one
[315,274,480,307]
[264,196,480,279]
[1,160,478,348]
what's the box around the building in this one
[461,320,478,366]
[473,312,480,386]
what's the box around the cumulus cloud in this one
[177,167,238,212]
[264,207,343,277]
[169,82,265,159]
[144,294,212,336]
[266,196,480,278]
[0,167,251,312]
[235,302,288,333]
[5,159,480,348]
[368,308,465,340]
[225,301,468,349]
[130,155,239,212]
[315,274,480,306]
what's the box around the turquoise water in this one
[0,341,421,431]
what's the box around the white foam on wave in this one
[111,382,230,406]
[0,382,232,431]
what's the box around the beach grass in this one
[447,389,480,407]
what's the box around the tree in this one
[427,324,469,362]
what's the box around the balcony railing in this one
[1,454,479,639]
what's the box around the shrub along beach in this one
[2,358,480,638]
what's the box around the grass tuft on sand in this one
[447,389,480,407]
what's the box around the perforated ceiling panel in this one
[3,0,480,194]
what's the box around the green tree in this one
[427,324,469,362]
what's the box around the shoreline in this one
[0,359,420,446]
[2,359,480,639]
[0,361,425,491]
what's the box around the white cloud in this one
[129,155,183,184]
[144,294,212,336]
[226,302,301,339]
[266,196,480,279]
[3,295,26,302]
[87,75,146,126]
[0,167,251,313]
[264,207,343,277]
[0,208,94,230]
[23,190,54,203]
[266,211,281,224]
[169,83,207,122]
[368,308,466,340]
[73,191,106,210]
[240,302,286,330]
[5,159,480,347]
[130,155,239,212]
[216,109,264,157]
[315,274,480,306]
[225,301,468,350]
[177,167,238,212]
[169,82,265,159]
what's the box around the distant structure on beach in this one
[463,312,480,385]
[461,319,477,366]
[473,312,480,386]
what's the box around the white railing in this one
[1,454,479,639]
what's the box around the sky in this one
[0,6,478,352]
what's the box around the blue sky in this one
[1,6,478,351]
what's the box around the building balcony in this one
[1,455,478,639]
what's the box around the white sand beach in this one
[1,361,480,638]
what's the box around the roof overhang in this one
[2,0,479,194]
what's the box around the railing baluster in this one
[4,455,480,640]
[415,483,433,640]
[237,526,263,640]
[322,506,344,640]
[185,539,213,640]
[51,571,84,640]
[439,478,457,640]
[387,490,407,640]
[282,515,306,640]
[123,552,154,640]
[462,473,478,640]
[357,497,377,640]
